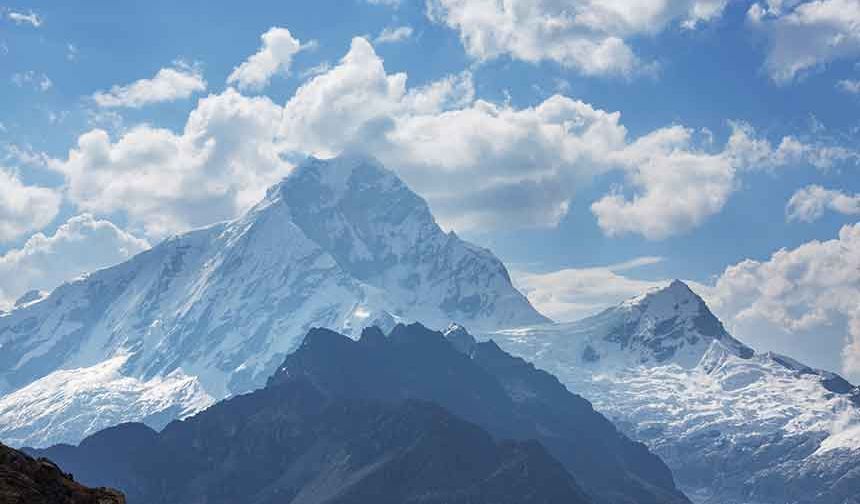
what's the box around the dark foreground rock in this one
[0,442,124,504]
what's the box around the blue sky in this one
[2,0,860,379]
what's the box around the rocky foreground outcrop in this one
[0,442,124,504]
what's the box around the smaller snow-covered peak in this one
[567,280,753,368]
[622,280,745,348]
[622,280,698,313]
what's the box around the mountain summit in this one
[569,279,753,368]
[272,155,548,330]
[0,154,547,448]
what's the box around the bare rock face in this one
[0,442,125,504]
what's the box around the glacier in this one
[0,154,547,447]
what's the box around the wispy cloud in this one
[299,61,332,79]
[838,79,860,94]
[66,43,79,62]
[11,71,52,91]
[375,26,413,44]
[6,9,42,27]
[748,0,860,84]
[786,185,860,222]
[512,257,667,322]
[365,0,402,6]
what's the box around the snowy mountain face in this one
[487,281,860,504]
[0,154,546,447]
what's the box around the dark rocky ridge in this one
[29,323,690,504]
[37,392,585,504]
[27,326,593,504]
[270,322,689,504]
[0,442,125,504]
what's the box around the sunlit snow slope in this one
[0,154,547,447]
[488,281,860,504]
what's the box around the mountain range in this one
[1,154,859,503]
[27,323,687,504]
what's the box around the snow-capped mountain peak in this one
[273,154,439,276]
[487,281,860,504]
[0,153,546,448]
[621,280,726,341]
[549,280,754,369]
[622,279,696,306]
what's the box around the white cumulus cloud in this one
[591,126,736,240]
[275,38,691,231]
[227,27,307,91]
[700,222,860,381]
[49,34,859,244]
[0,168,60,243]
[0,214,149,310]
[279,38,410,156]
[279,38,622,229]
[93,62,206,108]
[589,120,854,240]
[51,89,289,239]
[279,37,855,236]
[425,0,728,76]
